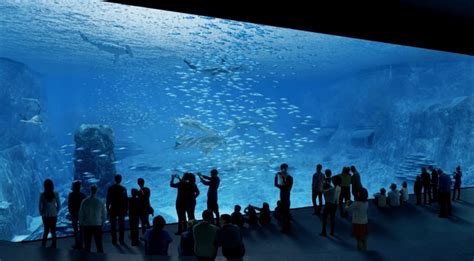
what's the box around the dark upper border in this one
[105,0,474,56]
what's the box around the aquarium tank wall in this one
[0,0,472,241]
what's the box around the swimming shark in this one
[183,58,243,76]
[176,117,215,134]
[174,117,235,155]
[175,134,227,155]
[79,31,133,63]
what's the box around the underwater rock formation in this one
[74,124,117,197]
[0,57,64,240]
[394,96,474,177]
[320,61,473,188]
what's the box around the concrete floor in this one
[1,188,473,260]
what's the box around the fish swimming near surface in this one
[79,31,133,64]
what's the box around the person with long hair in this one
[183,173,200,221]
[39,179,61,248]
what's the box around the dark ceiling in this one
[106,0,474,56]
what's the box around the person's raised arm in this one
[170,175,180,188]
[200,176,211,186]
[274,174,281,188]
[200,174,211,181]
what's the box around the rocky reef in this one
[74,124,117,198]
[319,61,474,190]
[0,57,65,240]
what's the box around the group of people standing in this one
[413,166,463,217]
[170,169,220,235]
[309,164,369,251]
[39,175,153,252]
[38,162,464,256]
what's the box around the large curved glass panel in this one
[0,0,472,241]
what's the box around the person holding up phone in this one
[198,169,221,226]
[170,173,187,235]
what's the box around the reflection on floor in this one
[1,188,473,261]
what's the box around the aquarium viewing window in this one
[0,0,472,241]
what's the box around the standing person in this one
[144,216,173,256]
[400,182,409,204]
[414,176,423,206]
[312,164,325,215]
[351,166,362,200]
[79,185,106,253]
[421,167,432,204]
[218,214,245,260]
[128,188,142,246]
[198,169,221,226]
[320,175,341,237]
[193,210,220,261]
[339,167,352,217]
[345,188,369,251]
[184,173,200,221]
[39,179,61,248]
[68,180,86,250]
[137,178,152,234]
[438,169,452,218]
[323,169,332,202]
[106,174,128,245]
[274,163,293,233]
[324,169,332,186]
[452,166,462,200]
[170,173,188,235]
[431,169,439,203]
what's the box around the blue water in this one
[0,0,473,241]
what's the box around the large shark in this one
[174,117,235,155]
[79,32,133,63]
[176,117,215,134]
[175,134,226,155]
[183,58,243,76]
